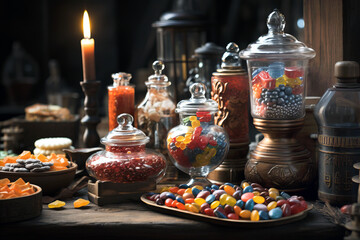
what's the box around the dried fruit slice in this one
[74,198,90,208]
[0,178,10,187]
[48,200,66,209]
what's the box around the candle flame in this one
[83,10,91,39]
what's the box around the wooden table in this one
[1,187,346,240]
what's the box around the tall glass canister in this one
[136,61,177,180]
[240,10,316,191]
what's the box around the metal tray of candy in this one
[140,194,313,227]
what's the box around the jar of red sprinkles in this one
[86,113,167,183]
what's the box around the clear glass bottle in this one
[136,61,177,161]
[108,72,135,131]
[167,83,229,186]
[315,61,360,205]
[86,113,167,184]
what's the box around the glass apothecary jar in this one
[240,9,316,120]
[136,60,177,156]
[86,113,167,183]
[167,83,229,186]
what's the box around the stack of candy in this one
[146,181,308,221]
[251,63,304,119]
[167,111,228,168]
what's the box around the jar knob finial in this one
[117,113,134,130]
[111,72,132,86]
[152,60,165,75]
[267,9,286,34]
[189,82,206,99]
[221,42,240,68]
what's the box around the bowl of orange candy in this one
[0,177,42,223]
[0,151,77,195]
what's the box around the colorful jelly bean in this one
[250,210,260,221]
[241,192,254,202]
[269,207,283,219]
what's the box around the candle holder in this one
[80,81,101,148]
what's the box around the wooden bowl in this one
[0,162,77,195]
[0,184,42,223]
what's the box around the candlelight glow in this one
[83,10,91,39]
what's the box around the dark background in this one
[0,0,303,120]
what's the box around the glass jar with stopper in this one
[86,113,167,184]
[136,60,177,179]
[167,83,229,186]
[108,72,135,131]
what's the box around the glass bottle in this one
[314,61,360,205]
[108,72,135,131]
[167,83,230,186]
[86,113,167,184]
[136,60,177,179]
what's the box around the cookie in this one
[34,137,72,150]
[34,148,65,156]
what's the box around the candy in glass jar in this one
[240,10,315,120]
[86,113,167,184]
[136,61,177,178]
[108,72,135,130]
[167,83,229,186]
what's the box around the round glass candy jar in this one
[86,113,167,183]
[167,83,229,186]
[240,9,316,120]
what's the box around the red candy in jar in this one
[86,113,166,183]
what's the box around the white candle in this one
[81,10,96,82]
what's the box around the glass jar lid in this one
[145,60,171,87]
[239,9,316,60]
[101,113,149,146]
[111,72,132,87]
[176,83,218,114]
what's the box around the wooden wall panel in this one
[303,0,343,97]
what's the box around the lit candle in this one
[81,10,96,82]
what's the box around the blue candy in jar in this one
[268,62,285,79]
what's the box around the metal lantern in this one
[152,0,207,102]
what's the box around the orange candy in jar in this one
[108,72,135,131]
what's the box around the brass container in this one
[208,43,249,184]
[245,118,314,192]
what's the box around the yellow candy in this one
[241,182,249,189]
[253,196,265,204]
[276,76,286,87]
[191,120,200,128]
[185,133,192,138]
[192,185,204,191]
[285,76,298,88]
[250,210,260,221]
[267,201,277,211]
[175,142,181,148]
[185,188,193,194]
[225,196,237,207]
[180,142,186,150]
[48,200,66,209]
[187,127,194,133]
[269,191,279,199]
[219,194,230,206]
[209,148,216,157]
[160,187,170,193]
[184,138,192,144]
[185,203,200,213]
[210,200,220,209]
[189,116,197,121]
[176,136,185,142]
[194,197,206,206]
[253,191,260,196]
[240,210,251,219]
[268,188,279,194]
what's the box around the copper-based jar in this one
[86,113,167,184]
[208,42,249,184]
[239,10,316,191]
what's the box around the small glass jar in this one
[108,72,135,130]
[136,61,177,179]
[240,10,316,120]
[86,113,167,183]
[167,83,229,186]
